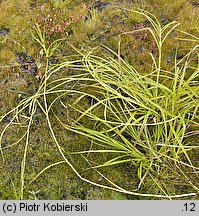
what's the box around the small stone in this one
[18,93,22,99]
[98,176,103,181]
[93,1,109,11]
[0,27,10,36]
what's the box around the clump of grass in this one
[54,10,199,197]
[0,9,198,199]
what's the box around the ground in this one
[0,0,198,199]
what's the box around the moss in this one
[0,0,198,200]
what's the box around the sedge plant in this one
[52,9,199,197]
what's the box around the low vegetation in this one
[0,0,198,199]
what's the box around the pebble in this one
[0,27,10,36]
[93,1,109,11]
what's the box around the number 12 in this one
[184,203,196,212]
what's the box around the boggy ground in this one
[0,0,198,199]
